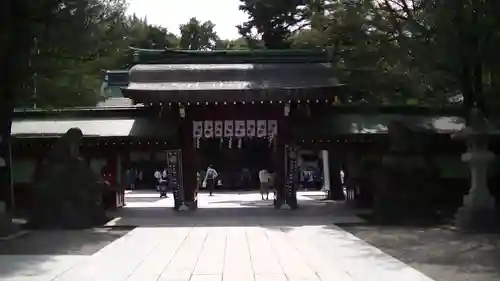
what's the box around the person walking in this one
[204,165,218,196]
[259,168,270,200]
[154,168,163,191]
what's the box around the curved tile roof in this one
[124,63,343,103]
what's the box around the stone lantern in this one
[452,107,498,230]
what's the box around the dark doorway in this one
[197,138,273,191]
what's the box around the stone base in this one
[455,206,499,231]
[280,203,291,210]
[178,204,189,212]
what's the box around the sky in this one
[126,0,249,40]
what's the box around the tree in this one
[285,0,425,104]
[125,15,179,49]
[288,29,325,50]
[374,0,500,116]
[0,0,133,209]
[1,0,63,210]
[179,18,219,50]
[105,15,180,69]
[215,37,263,50]
[238,0,311,49]
[13,1,183,109]
[13,0,132,109]
[282,0,500,110]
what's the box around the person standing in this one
[154,168,162,191]
[158,167,169,197]
[241,167,252,190]
[137,169,143,189]
[125,168,137,190]
[195,171,201,199]
[259,168,270,200]
[204,165,218,196]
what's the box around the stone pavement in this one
[0,191,435,281]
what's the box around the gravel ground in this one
[0,227,132,255]
[341,225,500,281]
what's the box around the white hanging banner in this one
[224,120,234,137]
[235,120,246,137]
[257,120,267,138]
[267,120,278,136]
[246,120,256,137]
[204,120,214,138]
[193,121,203,138]
[214,120,223,137]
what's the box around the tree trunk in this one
[454,0,487,120]
[0,1,13,210]
[0,0,31,211]
[0,96,13,210]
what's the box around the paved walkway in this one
[0,191,434,281]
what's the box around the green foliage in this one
[3,0,187,109]
[179,18,219,50]
[126,15,180,50]
[270,0,500,110]
[3,0,500,111]
[238,0,310,49]
[8,0,131,109]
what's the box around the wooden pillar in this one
[327,147,345,200]
[116,153,122,187]
[115,153,124,208]
[285,144,299,209]
[179,119,196,208]
[273,136,286,208]
[274,113,296,209]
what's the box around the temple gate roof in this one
[122,48,343,104]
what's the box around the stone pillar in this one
[179,119,196,210]
[455,150,497,230]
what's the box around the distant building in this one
[101,70,129,98]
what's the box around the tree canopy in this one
[2,0,500,111]
[237,0,500,113]
[179,17,219,50]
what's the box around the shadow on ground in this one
[0,227,133,255]
[106,200,366,228]
[340,224,500,281]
